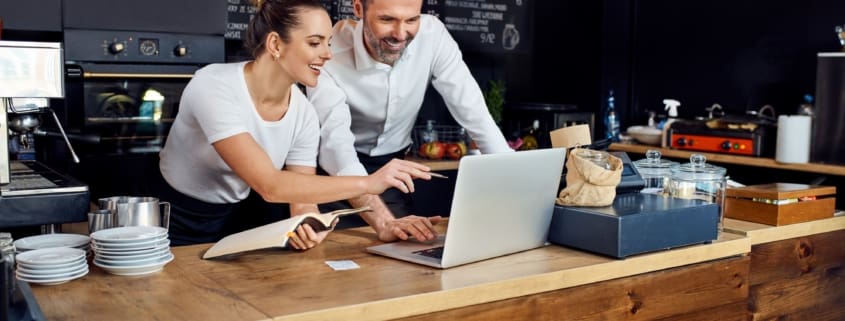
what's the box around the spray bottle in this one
[660,99,681,147]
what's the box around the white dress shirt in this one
[307,14,512,177]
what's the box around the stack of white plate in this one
[90,226,173,276]
[16,247,89,285]
[13,233,91,253]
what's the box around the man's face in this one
[358,0,423,66]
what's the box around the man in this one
[307,0,512,243]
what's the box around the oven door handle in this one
[83,72,194,79]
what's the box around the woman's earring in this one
[274,53,280,61]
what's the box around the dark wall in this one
[628,0,844,124]
[475,1,845,136]
[418,1,605,138]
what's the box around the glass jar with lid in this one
[668,154,727,229]
[574,149,611,170]
[632,150,678,194]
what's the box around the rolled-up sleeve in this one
[307,72,368,176]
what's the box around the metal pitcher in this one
[98,196,170,229]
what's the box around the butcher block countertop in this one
[31,221,749,321]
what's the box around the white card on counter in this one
[325,260,360,271]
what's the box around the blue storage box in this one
[548,193,719,258]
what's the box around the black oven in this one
[59,29,224,154]
[39,0,226,199]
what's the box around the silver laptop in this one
[367,148,566,268]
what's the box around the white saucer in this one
[92,238,170,251]
[94,253,174,276]
[16,263,88,280]
[96,247,170,262]
[93,242,169,256]
[14,234,91,251]
[90,226,168,243]
[17,259,87,276]
[16,266,89,286]
[95,250,171,267]
[16,247,87,266]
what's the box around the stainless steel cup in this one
[98,196,171,229]
[88,209,115,234]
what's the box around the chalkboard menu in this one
[226,0,532,54]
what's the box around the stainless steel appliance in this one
[811,52,845,165]
[0,40,89,229]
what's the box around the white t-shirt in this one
[160,61,320,204]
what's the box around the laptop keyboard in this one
[413,246,445,259]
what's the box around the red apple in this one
[445,143,464,160]
[420,141,445,160]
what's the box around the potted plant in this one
[483,79,505,125]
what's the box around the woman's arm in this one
[212,133,433,204]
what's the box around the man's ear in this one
[353,0,364,19]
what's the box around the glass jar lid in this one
[633,150,677,169]
[670,154,726,181]
[633,150,678,176]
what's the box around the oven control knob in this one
[720,140,731,151]
[108,42,126,55]
[676,137,687,147]
[173,44,189,57]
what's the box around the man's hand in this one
[366,159,434,194]
[376,215,443,242]
[287,224,330,250]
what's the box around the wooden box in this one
[724,183,836,225]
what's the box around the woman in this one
[153,0,435,247]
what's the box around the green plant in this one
[483,79,505,124]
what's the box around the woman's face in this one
[278,8,333,87]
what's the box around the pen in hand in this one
[428,172,449,179]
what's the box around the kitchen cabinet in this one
[0,0,61,32]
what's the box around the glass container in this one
[668,154,727,230]
[632,150,678,194]
[575,149,610,169]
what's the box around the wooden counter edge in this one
[723,215,845,245]
[268,234,751,321]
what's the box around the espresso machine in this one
[0,40,88,231]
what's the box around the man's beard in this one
[363,26,414,65]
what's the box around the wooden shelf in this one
[609,143,845,176]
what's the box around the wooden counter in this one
[31,223,750,321]
[609,143,845,176]
[723,215,845,320]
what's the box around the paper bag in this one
[556,148,623,207]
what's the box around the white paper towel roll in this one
[776,115,812,163]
